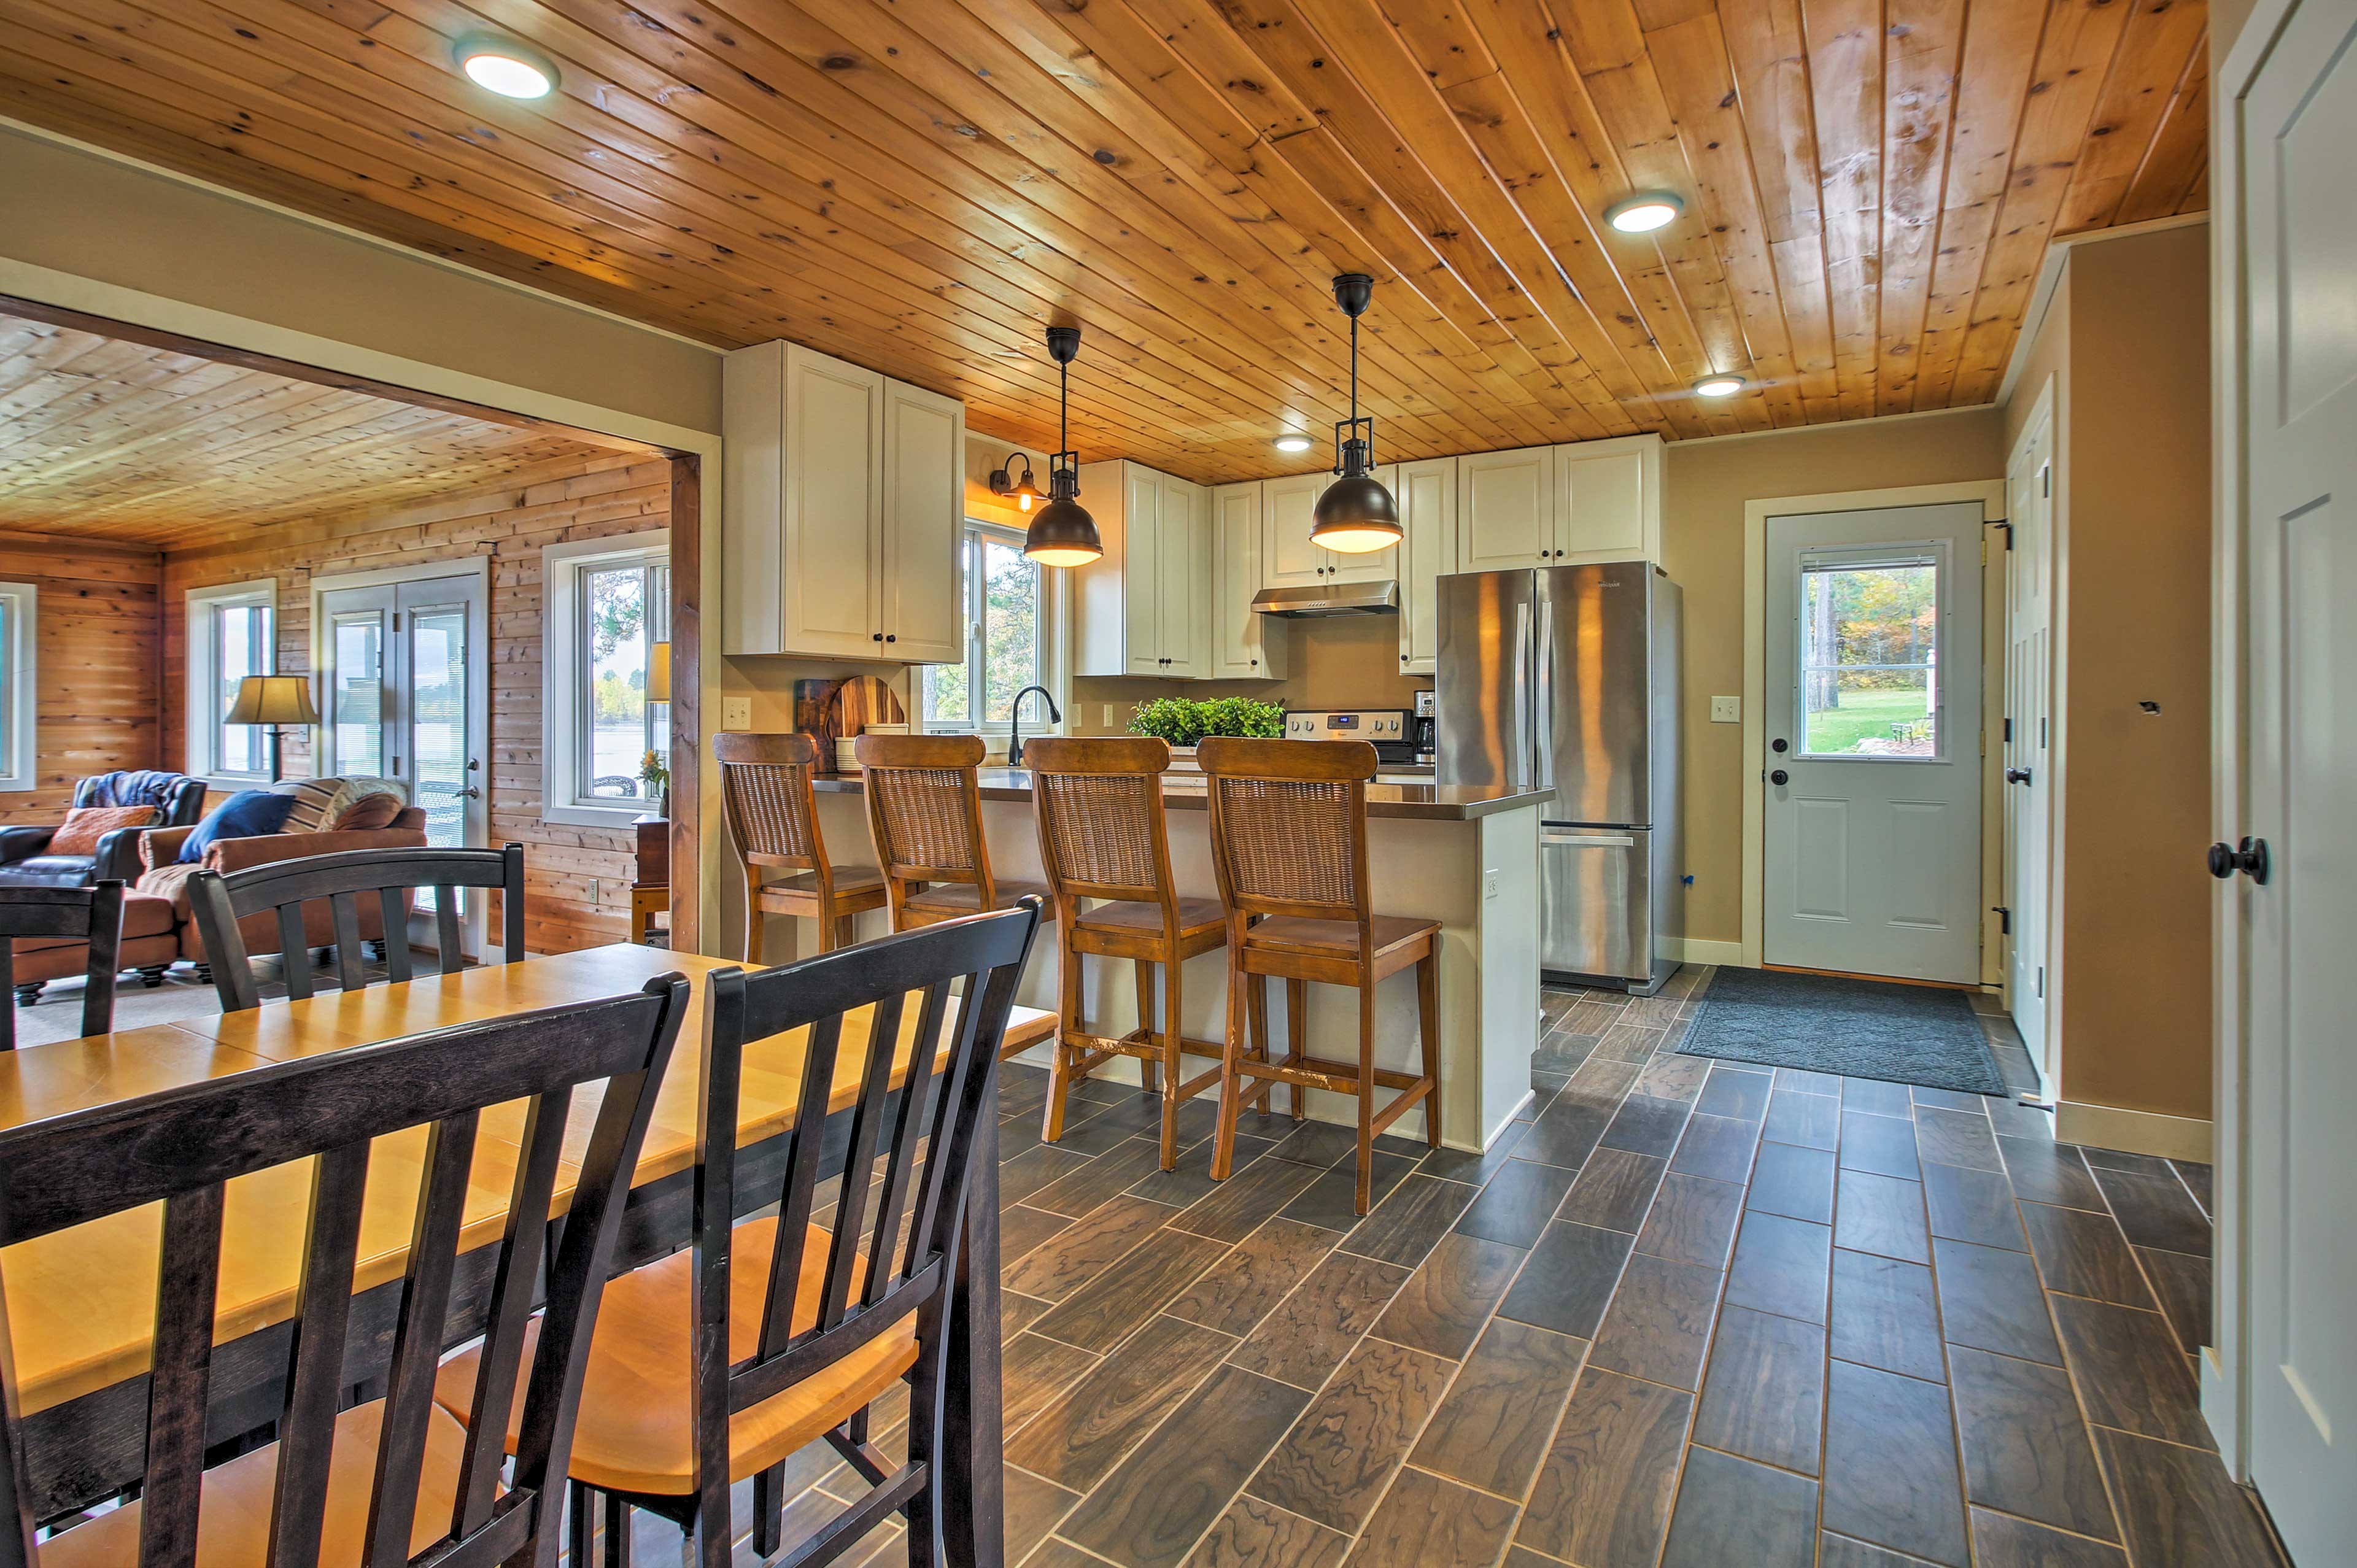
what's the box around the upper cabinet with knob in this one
[1211,481,1286,679]
[1394,456,1459,674]
[722,341,965,660]
[1457,434,1663,571]
[1262,469,1397,585]
[1073,460,1212,678]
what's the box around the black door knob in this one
[1771,738,1788,754]
[884,633,896,643]
[2208,837,2270,884]
[872,632,884,642]
[2005,767,2033,785]
[1770,769,1789,786]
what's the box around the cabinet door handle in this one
[872,632,884,642]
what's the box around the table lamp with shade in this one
[225,674,319,784]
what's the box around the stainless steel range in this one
[1283,708,1418,770]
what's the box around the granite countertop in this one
[811,767,1550,822]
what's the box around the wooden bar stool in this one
[715,732,887,961]
[855,732,1047,931]
[1027,736,1234,1168]
[1199,735,1442,1215]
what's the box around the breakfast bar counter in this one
[798,768,1550,1152]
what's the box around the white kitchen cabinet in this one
[1074,460,1210,678]
[1554,434,1662,563]
[1455,434,1663,570]
[1260,469,1398,586]
[1394,456,1458,674]
[1456,445,1557,570]
[1212,481,1285,678]
[722,341,964,659]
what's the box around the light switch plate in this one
[722,696,753,729]
[1102,703,1116,728]
[1709,695,1741,724]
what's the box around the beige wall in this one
[2043,226,2215,1122]
[1660,411,2011,944]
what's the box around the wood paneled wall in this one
[160,455,670,953]
[0,532,162,824]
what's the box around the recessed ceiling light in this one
[1273,434,1315,454]
[453,36,558,99]
[1606,192,1684,234]
[1693,372,1747,398]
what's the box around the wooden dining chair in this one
[1198,736,1442,1215]
[429,900,1045,1567]
[0,881,123,1049]
[1026,736,1236,1168]
[716,732,888,960]
[2,971,691,1568]
[188,843,528,1011]
[854,733,1047,931]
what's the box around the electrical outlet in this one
[722,696,753,729]
[1710,695,1741,724]
[1484,870,1501,901]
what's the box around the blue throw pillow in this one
[178,789,300,863]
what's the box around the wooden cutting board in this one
[830,675,905,735]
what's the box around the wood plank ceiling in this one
[0,0,2208,483]
[0,311,615,546]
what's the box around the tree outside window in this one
[925,523,1047,730]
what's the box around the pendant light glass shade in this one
[1311,274,1401,554]
[1025,326,1102,566]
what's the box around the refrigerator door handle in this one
[1533,591,1556,792]
[1541,832,1636,849]
[1512,597,1533,789]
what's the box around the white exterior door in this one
[1763,503,1984,983]
[2238,1,2357,1551]
[2004,404,2055,1076]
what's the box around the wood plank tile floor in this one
[600,968,2285,1568]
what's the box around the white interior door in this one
[2004,409,2055,1077]
[317,570,490,957]
[1763,503,1984,982]
[2239,0,2357,1550]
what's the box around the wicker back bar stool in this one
[854,733,1047,932]
[1026,736,1240,1168]
[1198,736,1442,1215]
[715,732,887,961]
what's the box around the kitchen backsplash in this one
[1069,612,1431,735]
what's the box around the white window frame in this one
[0,581,36,794]
[923,520,1066,737]
[184,578,277,789]
[543,530,671,828]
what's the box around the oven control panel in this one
[1285,709,1407,740]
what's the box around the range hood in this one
[1252,580,1400,617]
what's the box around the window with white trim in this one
[923,521,1055,733]
[543,532,671,827]
[0,581,35,793]
[185,579,276,786]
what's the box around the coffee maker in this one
[1412,689,1436,765]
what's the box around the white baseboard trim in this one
[1663,938,1747,967]
[2053,1100,2213,1162]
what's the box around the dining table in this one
[0,942,1054,1566]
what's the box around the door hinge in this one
[2036,965,2045,998]
[1992,905,2012,935]
[2041,465,2051,498]
[1986,520,2013,552]
[2003,717,2013,743]
[2041,717,2048,749]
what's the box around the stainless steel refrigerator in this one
[1435,562,1682,994]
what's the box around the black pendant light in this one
[1310,273,1401,554]
[1024,325,1104,567]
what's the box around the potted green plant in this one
[1127,697,1286,764]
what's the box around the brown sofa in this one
[9,891,180,1006]
[136,806,431,967]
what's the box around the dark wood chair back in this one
[1196,736,1377,925]
[1024,735,1176,916]
[0,972,692,1568]
[188,844,528,1012]
[854,733,1003,920]
[687,898,1043,1560]
[0,881,124,1049]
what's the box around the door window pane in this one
[409,606,468,851]
[332,613,384,778]
[1798,555,1940,759]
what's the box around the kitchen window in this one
[184,579,276,785]
[924,520,1056,733]
[543,533,671,825]
[0,581,34,792]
